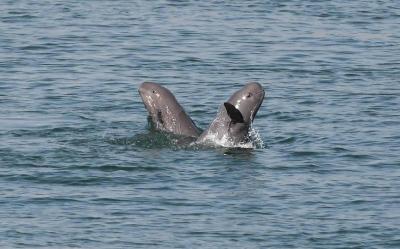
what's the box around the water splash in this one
[248,125,265,149]
[195,125,264,149]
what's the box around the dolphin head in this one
[138,82,200,137]
[225,82,265,124]
[203,82,264,145]
[138,82,178,114]
[138,81,180,130]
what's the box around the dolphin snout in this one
[138,82,147,93]
[139,82,154,96]
[138,87,145,95]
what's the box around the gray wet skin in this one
[138,82,201,137]
[197,82,265,145]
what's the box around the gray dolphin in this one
[138,82,201,138]
[197,82,265,146]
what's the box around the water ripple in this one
[1,0,399,248]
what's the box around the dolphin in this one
[138,82,201,138]
[197,82,265,146]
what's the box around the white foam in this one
[248,125,265,149]
[200,125,264,149]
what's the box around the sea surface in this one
[1,1,400,248]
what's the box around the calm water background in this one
[1,0,400,248]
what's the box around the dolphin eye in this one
[152,89,156,94]
[246,92,253,98]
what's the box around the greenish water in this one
[1,1,400,248]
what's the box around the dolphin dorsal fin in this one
[224,102,244,123]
